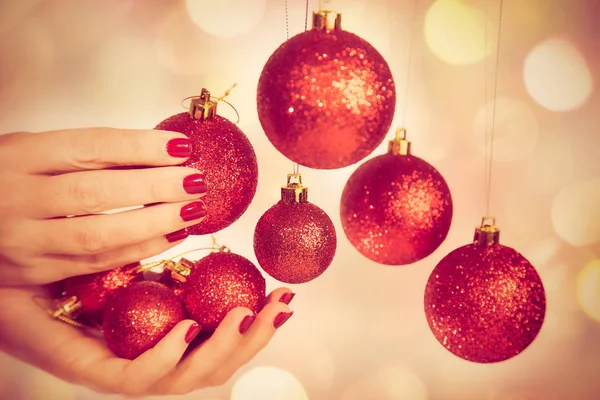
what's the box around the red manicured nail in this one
[239,314,256,334]
[279,292,295,305]
[180,201,207,222]
[182,174,207,195]
[165,228,188,243]
[185,323,202,343]
[273,311,293,329]
[166,138,192,158]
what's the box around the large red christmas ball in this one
[102,281,186,360]
[61,263,142,323]
[156,112,258,235]
[180,252,266,331]
[254,200,337,284]
[424,241,546,363]
[340,142,452,265]
[257,24,395,169]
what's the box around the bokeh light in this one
[231,366,309,400]
[551,178,600,246]
[577,259,600,322]
[340,366,427,400]
[425,0,492,65]
[185,0,267,38]
[524,38,593,112]
[471,97,539,162]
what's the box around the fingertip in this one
[265,287,294,304]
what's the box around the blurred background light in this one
[341,365,427,400]
[524,38,593,112]
[471,97,539,162]
[424,0,492,65]
[551,178,600,246]
[230,366,309,400]
[185,0,267,38]
[577,259,600,322]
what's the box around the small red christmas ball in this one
[156,93,258,234]
[102,281,186,360]
[340,135,452,265]
[61,263,142,323]
[257,18,395,169]
[254,195,337,284]
[424,224,546,363]
[180,252,266,332]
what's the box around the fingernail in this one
[273,311,293,329]
[185,323,202,343]
[279,292,296,305]
[166,138,192,158]
[180,201,207,222]
[165,228,188,243]
[239,314,256,335]
[183,174,207,195]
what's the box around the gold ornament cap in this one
[312,3,342,31]
[388,128,412,156]
[473,217,500,247]
[163,257,195,283]
[189,88,217,120]
[281,173,308,204]
[52,295,82,318]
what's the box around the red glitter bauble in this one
[254,199,337,284]
[61,263,142,323]
[156,110,258,235]
[340,136,452,265]
[257,22,395,169]
[424,224,546,363]
[103,281,186,360]
[180,252,266,332]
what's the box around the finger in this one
[10,231,188,285]
[118,320,201,397]
[0,129,192,174]
[206,302,293,386]
[21,200,205,255]
[265,287,295,305]
[154,307,254,394]
[27,167,207,218]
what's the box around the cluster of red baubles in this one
[51,9,545,364]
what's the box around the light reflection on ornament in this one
[185,0,267,38]
[471,98,539,162]
[577,259,600,322]
[425,0,492,65]
[524,38,593,112]
[551,178,600,246]
[231,366,308,400]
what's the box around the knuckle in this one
[74,224,108,254]
[70,130,103,167]
[71,178,106,213]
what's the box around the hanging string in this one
[484,0,490,216]
[285,0,309,177]
[486,0,504,216]
[399,0,419,128]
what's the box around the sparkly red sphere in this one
[102,281,186,360]
[257,28,395,169]
[424,243,546,363]
[180,252,266,332]
[156,113,258,234]
[62,263,142,323]
[340,151,452,265]
[254,201,337,283]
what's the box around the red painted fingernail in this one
[273,311,293,329]
[166,138,192,158]
[279,292,295,305]
[185,323,202,343]
[239,314,256,335]
[182,174,207,195]
[165,228,188,243]
[180,201,207,222]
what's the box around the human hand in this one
[0,285,295,396]
[0,128,209,286]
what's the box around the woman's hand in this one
[0,128,209,286]
[0,285,295,396]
